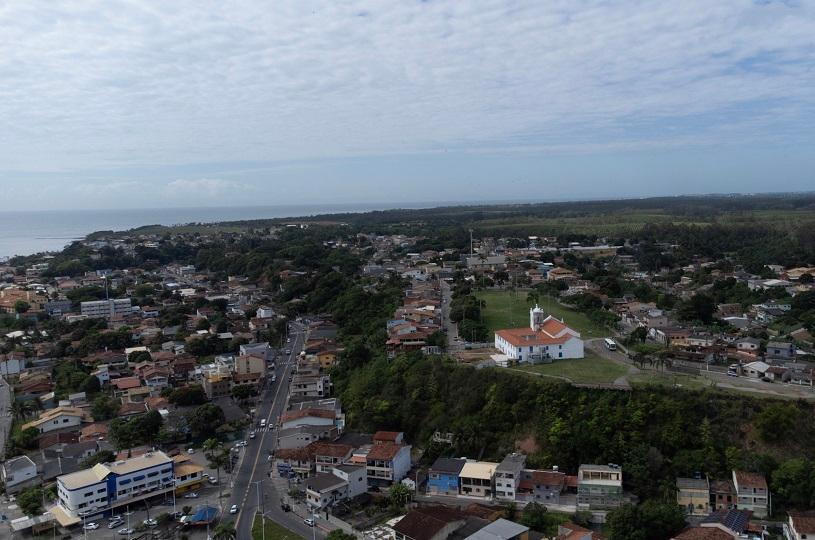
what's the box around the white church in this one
[494,305,584,363]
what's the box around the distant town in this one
[1,196,815,540]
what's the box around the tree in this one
[630,326,648,343]
[213,520,237,540]
[81,450,115,468]
[203,438,228,510]
[326,532,357,540]
[771,458,815,511]
[520,502,548,531]
[80,374,101,395]
[12,427,40,451]
[606,502,686,540]
[128,350,153,364]
[231,384,257,400]
[168,385,208,406]
[676,293,716,324]
[800,273,814,284]
[14,300,30,314]
[388,483,412,508]
[91,395,120,421]
[188,403,226,440]
[754,403,796,442]
[17,486,45,516]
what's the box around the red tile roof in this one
[311,442,353,458]
[373,431,402,442]
[734,470,767,490]
[281,408,336,423]
[112,377,142,390]
[789,511,815,534]
[366,443,405,461]
[672,527,735,540]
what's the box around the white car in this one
[143,518,158,527]
[187,448,195,454]
[84,522,100,530]
[118,527,135,535]
[249,431,256,439]
[183,492,199,499]
[108,520,124,529]
[304,517,315,527]
[230,504,239,514]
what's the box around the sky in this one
[1,0,814,210]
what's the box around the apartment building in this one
[80,298,133,319]
[53,451,174,526]
[494,454,526,501]
[677,477,711,516]
[733,470,769,518]
[577,464,623,509]
[459,461,497,499]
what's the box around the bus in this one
[604,338,617,351]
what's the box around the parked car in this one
[109,515,122,522]
[280,503,292,512]
[143,518,158,527]
[208,478,218,485]
[249,430,256,439]
[187,448,195,454]
[230,505,239,514]
[108,520,124,529]
[84,522,100,530]
[183,492,199,499]
[118,528,135,535]
[304,517,314,527]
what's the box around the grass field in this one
[252,514,302,540]
[514,350,629,384]
[475,289,607,338]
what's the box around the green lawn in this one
[514,351,629,385]
[252,513,303,540]
[475,289,607,338]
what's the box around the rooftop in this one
[460,461,498,480]
[464,518,528,540]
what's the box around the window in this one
[148,471,158,477]
[97,488,105,493]
[120,479,131,485]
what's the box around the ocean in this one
[0,203,432,259]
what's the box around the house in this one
[393,506,466,540]
[22,406,91,435]
[786,511,815,540]
[331,464,367,499]
[494,306,584,362]
[2,455,39,494]
[672,527,736,540]
[290,374,331,400]
[427,457,466,496]
[735,338,761,353]
[677,477,710,516]
[459,461,498,499]
[577,464,624,510]
[710,480,735,511]
[366,440,412,486]
[313,442,353,473]
[557,522,605,540]
[464,518,529,540]
[280,408,338,431]
[305,473,349,510]
[111,376,142,398]
[277,425,340,450]
[494,453,526,501]
[699,509,757,538]
[742,361,770,379]
[518,468,566,504]
[766,341,795,361]
[733,470,768,518]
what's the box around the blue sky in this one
[1,0,814,209]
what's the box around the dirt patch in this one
[454,347,500,364]
[516,434,539,454]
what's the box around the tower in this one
[530,304,546,331]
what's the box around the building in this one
[290,374,331,399]
[677,477,711,516]
[733,470,768,518]
[202,373,232,400]
[313,443,353,473]
[494,306,584,362]
[331,464,367,499]
[393,506,466,540]
[786,511,815,540]
[766,341,795,360]
[22,406,91,435]
[366,441,412,486]
[80,298,133,319]
[464,518,529,540]
[234,354,266,379]
[427,457,466,496]
[459,461,497,499]
[710,480,735,511]
[52,451,174,526]
[2,455,39,494]
[494,454,526,501]
[305,472,349,510]
[577,464,623,509]
[173,456,205,495]
[518,468,566,504]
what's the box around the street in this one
[230,322,329,540]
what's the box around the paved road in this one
[231,323,329,539]
[0,375,12,461]
[440,280,460,350]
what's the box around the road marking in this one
[235,330,301,530]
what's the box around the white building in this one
[494,454,526,501]
[22,406,90,435]
[459,461,498,499]
[53,451,174,526]
[494,306,584,362]
[0,355,25,377]
[1,455,39,494]
[80,298,133,319]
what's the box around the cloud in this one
[166,179,248,196]
[0,0,813,203]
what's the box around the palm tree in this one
[203,438,228,510]
[213,520,237,540]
